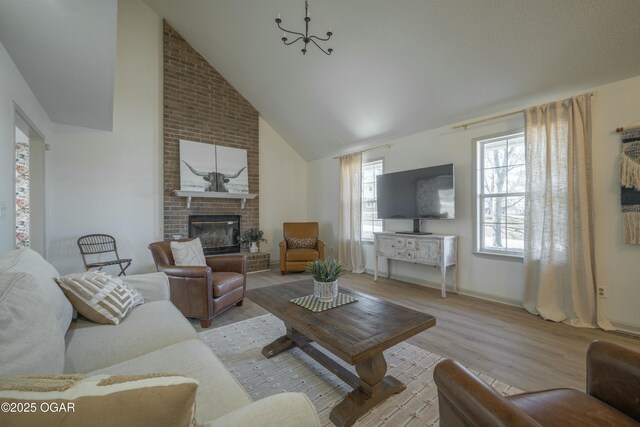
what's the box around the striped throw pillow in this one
[0,374,198,427]
[286,236,318,249]
[55,272,143,325]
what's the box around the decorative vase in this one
[313,279,338,303]
[249,241,258,253]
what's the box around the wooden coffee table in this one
[247,280,436,427]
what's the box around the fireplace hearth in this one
[189,215,240,255]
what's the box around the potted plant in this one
[239,228,267,253]
[305,258,346,302]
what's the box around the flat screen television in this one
[376,163,455,232]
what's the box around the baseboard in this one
[610,320,640,337]
[363,268,521,308]
[456,288,521,308]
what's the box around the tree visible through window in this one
[362,159,383,241]
[476,132,525,255]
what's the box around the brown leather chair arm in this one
[587,340,640,422]
[434,359,540,427]
[206,254,246,275]
[157,265,211,278]
[317,239,325,260]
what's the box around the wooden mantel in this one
[172,190,257,209]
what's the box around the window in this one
[361,159,384,241]
[475,132,525,256]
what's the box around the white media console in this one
[373,232,458,298]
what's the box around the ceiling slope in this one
[0,0,117,131]
[145,0,640,160]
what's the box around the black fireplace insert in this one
[188,215,240,255]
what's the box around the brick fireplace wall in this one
[163,21,259,241]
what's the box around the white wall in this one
[48,0,162,274]
[259,117,309,261]
[0,41,52,254]
[591,76,640,331]
[308,75,640,330]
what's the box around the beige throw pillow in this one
[0,374,198,427]
[171,238,207,266]
[55,272,143,325]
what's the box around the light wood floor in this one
[190,268,640,393]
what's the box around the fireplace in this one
[189,215,240,255]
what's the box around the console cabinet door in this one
[376,236,395,257]
[416,239,440,264]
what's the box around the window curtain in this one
[523,94,612,330]
[338,153,365,273]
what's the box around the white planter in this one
[313,279,338,302]
[249,242,258,253]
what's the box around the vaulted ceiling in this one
[0,0,117,131]
[2,1,638,158]
[145,0,640,160]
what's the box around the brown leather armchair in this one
[279,222,325,274]
[433,340,640,427]
[148,239,246,328]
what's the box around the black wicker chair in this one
[77,234,132,276]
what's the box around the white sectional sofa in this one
[0,248,320,427]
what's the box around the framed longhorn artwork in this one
[179,140,249,193]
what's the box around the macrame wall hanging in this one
[620,127,640,244]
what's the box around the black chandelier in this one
[275,0,333,55]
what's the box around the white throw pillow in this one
[0,248,73,336]
[55,272,144,325]
[170,238,207,266]
[0,273,66,376]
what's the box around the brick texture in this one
[242,252,271,273]
[163,21,259,240]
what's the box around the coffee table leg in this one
[261,326,301,359]
[261,335,294,358]
[330,352,406,427]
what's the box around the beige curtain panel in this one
[523,94,612,330]
[338,153,365,273]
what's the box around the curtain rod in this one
[452,92,596,131]
[333,143,392,160]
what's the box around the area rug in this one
[199,314,522,427]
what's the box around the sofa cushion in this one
[0,273,65,376]
[200,393,320,427]
[90,339,252,423]
[212,272,244,297]
[64,300,197,373]
[124,272,170,302]
[286,248,320,262]
[56,272,143,325]
[0,248,72,335]
[171,238,206,266]
[0,374,198,427]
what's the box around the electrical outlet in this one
[597,286,607,298]
[0,201,6,219]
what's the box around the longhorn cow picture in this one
[179,140,249,193]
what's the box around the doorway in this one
[14,108,46,256]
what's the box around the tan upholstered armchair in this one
[433,340,640,427]
[279,222,325,274]
[148,239,246,328]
